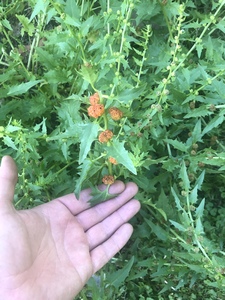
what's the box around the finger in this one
[76,182,138,230]
[56,180,126,215]
[91,223,134,273]
[86,199,140,250]
[0,156,18,212]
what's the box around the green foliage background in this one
[1,0,225,298]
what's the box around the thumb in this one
[0,156,18,212]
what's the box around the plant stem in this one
[157,0,173,41]
[2,27,29,76]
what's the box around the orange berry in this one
[109,157,118,165]
[108,107,123,121]
[88,104,105,118]
[89,92,100,105]
[102,175,115,185]
[98,130,113,143]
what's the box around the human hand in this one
[0,156,140,300]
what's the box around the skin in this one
[0,156,140,300]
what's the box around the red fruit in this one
[88,104,105,118]
[108,107,123,121]
[102,175,115,185]
[98,130,113,143]
[89,92,100,105]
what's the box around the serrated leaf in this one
[190,119,202,143]
[195,217,204,235]
[107,256,134,289]
[195,198,205,219]
[7,80,43,96]
[78,123,99,164]
[202,114,224,136]
[80,65,97,87]
[16,15,35,36]
[180,160,190,191]
[65,0,81,20]
[116,85,146,104]
[169,220,186,232]
[133,48,143,56]
[165,139,187,152]
[34,118,47,134]
[2,19,13,30]
[133,57,142,67]
[106,140,137,175]
[216,20,225,34]
[74,160,92,199]
[29,0,49,21]
[171,187,183,211]
[64,14,81,27]
[36,48,57,69]
[196,43,203,59]
[189,184,198,204]
[3,136,18,150]
[6,124,21,132]
[184,106,212,119]
[147,200,167,221]
[195,170,205,190]
[61,142,68,160]
[88,185,119,206]
[81,15,94,36]
[144,218,168,241]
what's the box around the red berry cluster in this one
[98,129,113,143]
[87,104,105,118]
[87,92,124,185]
[108,107,123,121]
[102,175,115,185]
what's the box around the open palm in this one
[0,156,140,300]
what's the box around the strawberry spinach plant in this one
[1,0,225,298]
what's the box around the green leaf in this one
[195,170,205,190]
[195,198,205,219]
[216,20,225,34]
[29,0,49,21]
[171,187,183,211]
[164,139,187,152]
[106,140,137,175]
[61,142,68,160]
[3,136,18,150]
[81,15,94,36]
[180,160,190,191]
[79,65,97,87]
[116,85,146,104]
[33,118,47,134]
[7,80,43,96]
[147,200,167,221]
[188,119,202,144]
[196,43,203,59]
[184,106,212,119]
[189,184,198,204]
[74,160,92,199]
[88,185,119,206]
[5,124,21,133]
[202,114,224,136]
[2,19,13,31]
[64,14,81,27]
[107,256,134,289]
[78,123,99,164]
[65,0,81,20]
[195,217,204,236]
[36,48,58,69]
[169,220,187,232]
[16,15,35,36]
[144,218,168,241]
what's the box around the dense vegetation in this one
[1,0,225,298]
